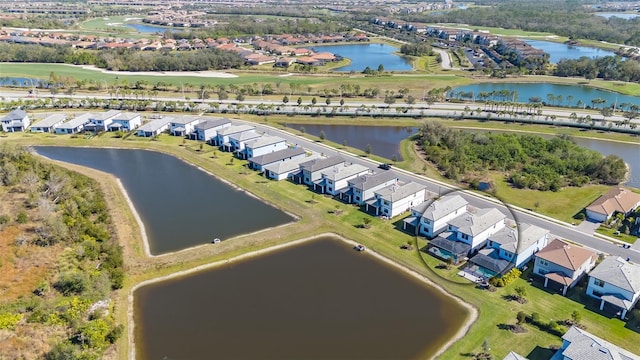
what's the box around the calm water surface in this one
[311,44,413,72]
[293,124,640,188]
[596,13,640,19]
[135,236,468,359]
[523,40,616,63]
[125,23,177,33]
[33,147,292,254]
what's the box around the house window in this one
[593,279,604,287]
[539,259,548,266]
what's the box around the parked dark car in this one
[378,163,392,170]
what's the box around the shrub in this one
[16,211,28,224]
[0,313,22,330]
[488,268,522,287]
[54,271,90,296]
[516,311,526,325]
[0,214,10,224]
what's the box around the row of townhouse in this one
[1,109,142,134]
[411,193,640,320]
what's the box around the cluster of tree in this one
[554,56,640,83]
[399,43,434,56]
[0,16,66,29]
[95,48,244,71]
[0,144,124,359]
[416,122,627,191]
[0,43,73,63]
[410,1,640,47]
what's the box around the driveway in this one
[575,219,601,235]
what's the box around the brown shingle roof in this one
[585,187,640,217]
[536,239,596,271]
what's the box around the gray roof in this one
[2,109,28,122]
[320,163,370,181]
[31,113,66,128]
[137,116,173,132]
[421,195,468,221]
[502,352,528,360]
[449,207,506,237]
[299,155,345,173]
[263,154,319,174]
[470,248,511,274]
[348,171,398,191]
[489,223,549,254]
[113,112,140,121]
[230,130,260,142]
[171,115,201,125]
[590,256,640,294]
[91,110,121,121]
[375,182,426,202]
[248,147,306,166]
[245,135,286,149]
[561,326,640,360]
[57,113,93,129]
[218,124,254,136]
[430,232,471,256]
[194,118,231,130]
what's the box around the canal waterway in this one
[33,147,293,255]
[522,40,617,63]
[294,124,640,188]
[311,43,413,72]
[134,236,468,359]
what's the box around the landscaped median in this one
[2,126,640,359]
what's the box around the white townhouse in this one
[248,147,307,172]
[340,171,399,206]
[467,223,550,278]
[555,326,640,360]
[213,124,255,148]
[227,130,261,154]
[296,156,346,186]
[170,115,202,136]
[192,118,231,143]
[404,194,468,238]
[314,163,370,195]
[365,182,427,218]
[87,110,121,132]
[30,113,66,133]
[533,239,597,296]
[108,112,142,131]
[241,135,288,160]
[586,256,640,319]
[262,152,317,180]
[55,113,93,134]
[136,116,173,138]
[428,207,506,263]
[1,109,30,132]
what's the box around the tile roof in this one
[590,256,640,294]
[449,207,506,237]
[561,326,640,360]
[2,109,28,121]
[586,187,640,217]
[320,163,370,181]
[245,135,286,149]
[248,147,306,166]
[263,154,319,174]
[348,171,398,191]
[31,113,66,128]
[490,223,549,254]
[57,113,93,129]
[536,239,596,271]
[421,194,468,221]
[137,117,173,132]
[299,156,345,172]
[375,182,426,202]
[217,124,254,136]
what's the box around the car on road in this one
[378,163,392,170]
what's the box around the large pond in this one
[135,236,468,359]
[522,40,617,63]
[125,23,177,34]
[294,124,640,188]
[311,43,413,72]
[451,83,640,108]
[595,13,640,19]
[33,147,293,255]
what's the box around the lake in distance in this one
[135,236,468,359]
[523,39,616,63]
[311,43,413,72]
[33,147,293,255]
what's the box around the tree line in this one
[416,122,627,191]
[554,55,640,83]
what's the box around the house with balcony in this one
[170,116,202,137]
[54,113,93,134]
[108,112,142,131]
[1,109,30,132]
[248,147,307,172]
[192,118,232,143]
[404,194,468,238]
[263,153,318,181]
[585,187,640,222]
[427,207,507,264]
[533,239,597,296]
[30,113,66,133]
[241,135,288,160]
[339,171,399,206]
[136,116,173,138]
[365,182,428,218]
[295,156,346,186]
[554,326,640,360]
[313,163,371,195]
[86,110,121,132]
[466,223,550,278]
[586,256,640,319]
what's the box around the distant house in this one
[295,156,345,186]
[533,239,597,296]
[136,116,173,138]
[170,116,202,137]
[428,207,507,263]
[108,112,142,131]
[555,326,640,360]
[213,124,255,148]
[585,187,640,222]
[467,223,550,278]
[87,110,121,132]
[192,118,232,143]
[55,113,93,134]
[339,171,399,205]
[365,182,427,218]
[274,57,295,67]
[1,109,30,132]
[30,113,66,133]
[314,163,370,195]
[248,147,307,172]
[586,256,640,319]
[241,135,288,160]
[404,194,468,238]
[263,154,319,181]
